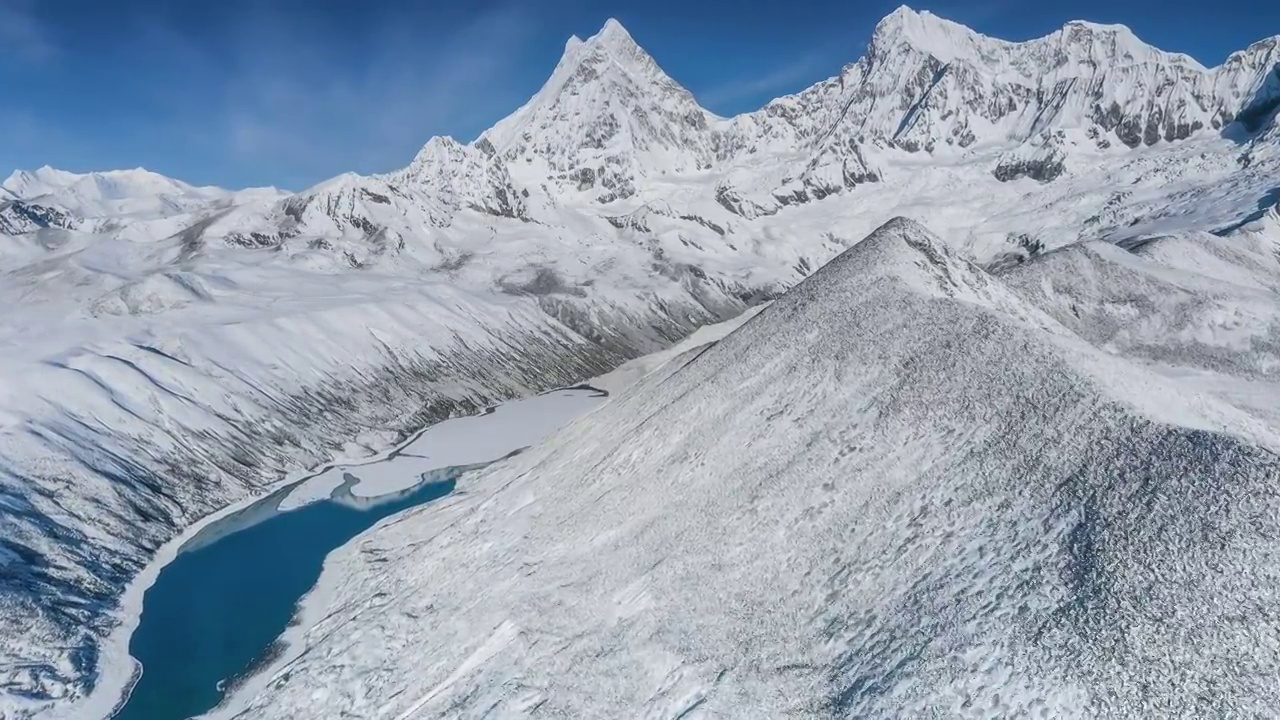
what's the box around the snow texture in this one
[0,5,1278,717]
[282,388,607,505]
[224,217,1280,719]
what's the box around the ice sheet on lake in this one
[225,218,1280,719]
[280,388,608,506]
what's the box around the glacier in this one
[0,4,1277,718]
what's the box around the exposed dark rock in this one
[225,231,279,249]
[0,201,76,234]
[679,214,726,235]
[568,167,597,190]
[993,157,1064,183]
[499,267,588,298]
[986,232,1046,273]
[360,189,391,205]
[281,196,310,223]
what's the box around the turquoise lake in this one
[111,471,461,720]
[109,386,607,720]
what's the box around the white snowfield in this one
[281,387,609,507]
[0,4,1277,717]
[224,217,1280,719]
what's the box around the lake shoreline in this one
[199,386,611,720]
[53,385,607,720]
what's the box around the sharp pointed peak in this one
[478,15,695,156]
[874,5,948,31]
[882,5,922,20]
[544,16,663,83]
[545,17,648,73]
[578,17,644,57]
[409,135,467,164]
[805,216,993,300]
[2,169,32,186]
[596,18,632,42]
[870,6,984,62]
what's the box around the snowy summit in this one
[0,6,1279,720]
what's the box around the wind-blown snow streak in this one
[228,218,1280,719]
[0,4,1278,717]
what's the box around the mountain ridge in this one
[3,8,1280,718]
[6,6,1277,237]
[203,7,1276,248]
[218,216,1280,719]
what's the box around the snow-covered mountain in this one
[2,6,1279,719]
[2,166,284,222]
[836,8,1277,150]
[7,8,1277,259]
[481,19,725,199]
[223,217,1280,719]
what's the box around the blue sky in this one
[3,0,1276,190]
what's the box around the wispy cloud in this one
[0,0,56,64]
[697,51,834,111]
[130,2,542,189]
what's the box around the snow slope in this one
[1,5,1278,717]
[0,241,739,718]
[1,166,284,221]
[226,218,1280,719]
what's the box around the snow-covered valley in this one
[1,5,1278,718]
[217,215,1280,719]
[107,386,607,720]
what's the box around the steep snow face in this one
[480,19,723,202]
[394,137,532,219]
[697,3,1280,211]
[224,218,1280,719]
[708,6,1277,233]
[1218,37,1280,131]
[763,7,1274,162]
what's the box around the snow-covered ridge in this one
[225,217,1280,718]
[7,6,1276,249]
[2,166,285,221]
[2,6,1280,718]
[870,7,1207,72]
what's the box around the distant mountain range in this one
[4,7,1278,255]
